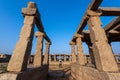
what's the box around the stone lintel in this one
[87,10,102,17]
[22,8,37,16]
[74,33,83,38]
[35,32,44,37]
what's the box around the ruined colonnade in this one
[70,0,120,80]
[7,1,51,73]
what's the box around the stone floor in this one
[47,65,70,80]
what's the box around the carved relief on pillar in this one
[70,41,76,63]
[87,11,119,72]
[33,32,44,67]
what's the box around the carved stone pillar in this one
[7,2,36,72]
[33,32,44,67]
[86,42,95,65]
[43,41,50,65]
[87,11,119,72]
[75,34,85,65]
[70,42,76,63]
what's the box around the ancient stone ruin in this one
[1,0,120,80]
[70,0,120,80]
[0,2,51,80]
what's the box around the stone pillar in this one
[87,12,119,72]
[43,41,50,65]
[70,42,76,63]
[64,55,66,62]
[7,2,36,72]
[86,42,95,65]
[33,32,44,67]
[54,55,56,61]
[49,55,51,62]
[75,34,85,65]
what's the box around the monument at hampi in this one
[0,0,120,80]
[0,2,51,80]
[70,0,120,80]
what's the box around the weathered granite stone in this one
[70,42,76,63]
[87,15,119,72]
[33,32,44,67]
[76,34,85,65]
[86,42,96,65]
[71,63,120,80]
[7,16,35,72]
[43,41,50,65]
[0,65,48,80]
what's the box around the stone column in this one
[87,12,119,72]
[49,55,51,62]
[43,41,50,65]
[75,34,85,65]
[54,55,56,61]
[33,32,44,67]
[7,2,36,72]
[70,42,76,63]
[64,55,66,62]
[86,42,95,65]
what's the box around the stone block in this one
[1,65,48,80]
[71,63,120,80]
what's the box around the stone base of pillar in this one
[71,63,120,80]
[0,65,48,80]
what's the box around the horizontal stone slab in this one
[22,8,37,16]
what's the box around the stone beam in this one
[98,7,120,16]
[76,0,102,34]
[112,24,120,30]
[109,30,120,34]
[22,2,51,44]
[108,35,120,42]
[22,8,37,16]
[104,17,120,32]
[35,18,51,43]
[70,0,102,43]
[88,0,103,10]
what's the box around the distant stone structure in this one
[0,54,11,63]
[70,0,120,80]
[1,53,120,66]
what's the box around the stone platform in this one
[0,65,48,80]
[71,63,120,80]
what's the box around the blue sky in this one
[0,0,120,54]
